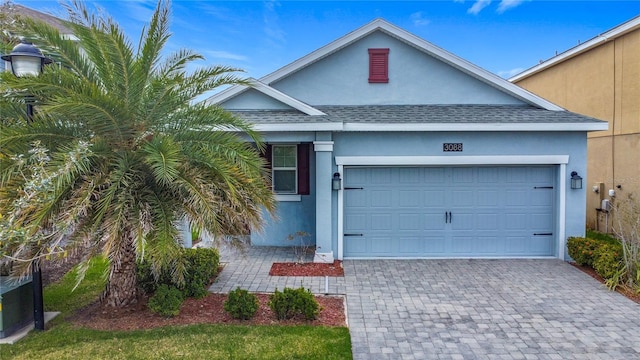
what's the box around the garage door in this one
[343,166,555,258]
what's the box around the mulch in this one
[70,293,346,331]
[269,260,344,277]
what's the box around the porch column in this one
[313,140,335,263]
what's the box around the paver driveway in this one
[210,248,640,359]
[345,259,640,360]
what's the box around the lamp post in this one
[2,41,53,332]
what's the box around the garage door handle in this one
[533,233,553,236]
[344,233,363,237]
[445,212,452,223]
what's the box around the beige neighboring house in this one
[511,16,640,233]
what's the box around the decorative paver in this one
[210,248,640,359]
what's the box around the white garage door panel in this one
[343,166,556,258]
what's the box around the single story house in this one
[205,19,607,262]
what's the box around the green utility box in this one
[0,277,33,338]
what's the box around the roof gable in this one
[211,79,325,115]
[207,18,563,111]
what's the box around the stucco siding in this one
[618,30,640,134]
[270,31,525,106]
[515,42,615,137]
[250,144,317,246]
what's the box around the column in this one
[313,140,334,263]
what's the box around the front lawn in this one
[0,259,352,360]
[1,323,351,360]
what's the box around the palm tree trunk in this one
[103,236,139,307]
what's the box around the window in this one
[272,145,297,194]
[368,48,389,83]
[263,143,310,196]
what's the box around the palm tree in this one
[0,0,275,307]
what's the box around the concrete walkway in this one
[210,248,640,359]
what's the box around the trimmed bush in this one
[137,247,220,298]
[182,248,220,298]
[148,284,184,317]
[269,288,291,320]
[593,243,624,280]
[224,288,259,320]
[567,237,600,266]
[269,287,320,321]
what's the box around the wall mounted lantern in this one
[570,171,583,190]
[332,172,342,190]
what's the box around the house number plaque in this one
[443,143,463,152]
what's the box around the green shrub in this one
[567,237,600,266]
[182,248,220,298]
[224,288,259,320]
[148,284,184,317]
[137,247,220,298]
[269,288,291,320]
[269,287,320,321]
[593,243,624,281]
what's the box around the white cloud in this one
[497,0,525,14]
[498,67,525,79]
[263,1,286,46]
[122,0,156,24]
[410,12,431,27]
[203,50,248,62]
[467,0,492,15]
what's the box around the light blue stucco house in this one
[205,19,607,262]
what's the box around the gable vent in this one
[368,48,389,83]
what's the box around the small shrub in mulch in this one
[224,287,259,320]
[269,287,320,320]
[148,284,184,317]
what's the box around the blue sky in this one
[14,1,640,79]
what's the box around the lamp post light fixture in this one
[2,41,53,331]
[570,171,583,190]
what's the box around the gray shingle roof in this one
[231,105,604,125]
[10,5,73,34]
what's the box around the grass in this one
[586,229,620,244]
[0,258,352,360]
[43,256,109,320]
[1,324,352,359]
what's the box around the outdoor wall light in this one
[570,171,583,190]
[332,172,342,190]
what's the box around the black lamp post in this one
[2,41,53,332]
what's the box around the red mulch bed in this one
[570,262,640,304]
[269,260,344,277]
[71,293,346,331]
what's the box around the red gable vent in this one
[368,48,389,83]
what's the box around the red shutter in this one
[297,143,310,195]
[262,144,272,169]
[368,48,389,83]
